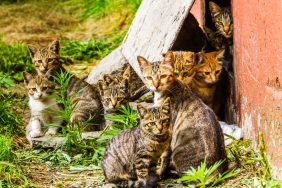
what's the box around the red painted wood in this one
[232,0,282,177]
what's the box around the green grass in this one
[61,31,126,62]
[0,39,33,81]
[178,160,238,188]
[0,135,29,187]
[81,0,142,20]
[0,93,23,135]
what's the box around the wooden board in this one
[87,0,195,84]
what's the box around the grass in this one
[81,0,142,20]
[178,160,238,188]
[0,39,33,81]
[0,135,29,187]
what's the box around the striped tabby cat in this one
[102,98,171,188]
[204,2,233,52]
[23,72,62,145]
[27,40,104,129]
[98,65,131,113]
[137,56,227,175]
[162,51,196,84]
[189,49,224,114]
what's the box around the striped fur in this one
[137,56,227,175]
[28,40,104,129]
[102,99,171,188]
[209,1,233,39]
[162,51,196,84]
[204,2,233,52]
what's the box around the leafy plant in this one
[178,160,238,188]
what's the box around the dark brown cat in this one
[137,56,227,175]
[102,98,171,188]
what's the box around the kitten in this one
[162,51,196,84]
[98,65,150,127]
[205,2,233,54]
[209,1,233,40]
[189,50,225,113]
[27,40,104,129]
[102,98,171,188]
[23,72,62,145]
[137,56,227,175]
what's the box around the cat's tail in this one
[104,175,159,188]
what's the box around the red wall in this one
[190,0,282,178]
[232,0,282,178]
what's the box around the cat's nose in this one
[157,124,163,132]
[111,99,117,108]
[43,62,48,69]
[37,93,42,97]
[153,80,160,88]
[223,26,230,33]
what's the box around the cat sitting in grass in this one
[23,72,62,146]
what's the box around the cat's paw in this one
[70,112,87,123]
[29,130,43,138]
[45,128,58,136]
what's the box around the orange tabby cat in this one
[189,49,224,113]
[162,51,196,84]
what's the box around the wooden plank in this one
[87,46,127,84]
[87,0,195,84]
[122,0,194,77]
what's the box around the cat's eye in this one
[160,75,168,79]
[47,58,53,63]
[204,72,210,75]
[146,76,152,80]
[32,88,37,92]
[216,70,221,74]
[42,87,48,91]
[37,60,42,64]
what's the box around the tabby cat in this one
[204,1,233,52]
[102,98,171,188]
[162,51,196,84]
[137,55,227,174]
[23,72,62,145]
[188,50,224,112]
[27,40,104,129]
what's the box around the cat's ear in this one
[103,75,115,85]
[195,52,204,65]
[122,65,130,79]
[161,97,170,114]
[137,56,150,70]
[137,103,147,118]
[209,1,221,17]
[98,80,106,95]
[27,44,37,58]
[49,40,60,54]
[216,49,225,62]
[23,72,33,85]
[186,52,195,63]
[162,51,175,68]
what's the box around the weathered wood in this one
[87,46,127,84]
[87,0,195,84]
[32,131,102,148]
